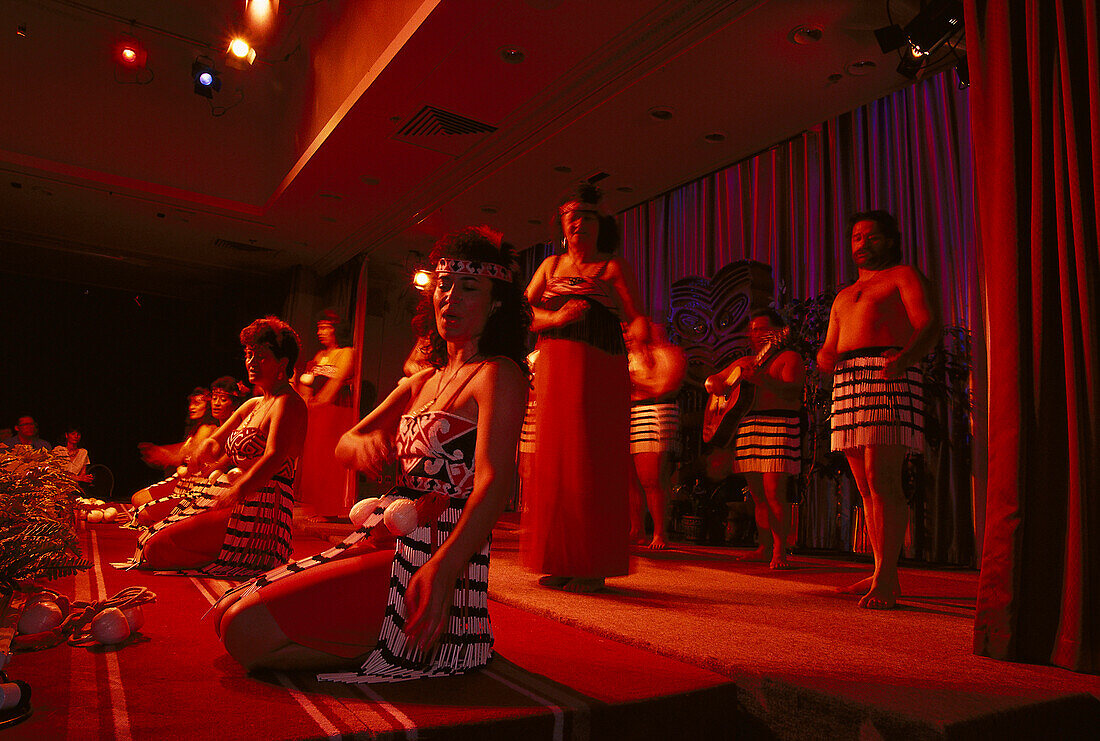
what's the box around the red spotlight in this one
[114,38,147,69]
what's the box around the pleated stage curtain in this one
[611,71,979,565]
[965,0,1100,674]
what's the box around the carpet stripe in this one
[274,671,343,738]
[483,669,566,741]
[67,552,100,741]
[188,576,220,605]
[90,530,134,741]
[490,659,594,741]
[312,690,388,736]
[356,684,419,739]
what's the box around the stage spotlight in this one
[412,269,432,290]
[192,57,221,98]
[896,48,924,80]
[114,37,147,68]
[905,0,963,56]
[226,37,257,69]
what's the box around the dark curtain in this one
[965,0,1100,673]
[611,71,978,565]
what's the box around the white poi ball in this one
[349,497,381,526]
[122,605,144,632]
[177,465,188,477]
[299,372,315,386]
[93,499,105,506]
[18,600,64,634]
[91,607,131,645]
[383,499,418,536]
[103,507,118,521]
[208,469,224,483]
[225,467,242,482]
[87,509,104,523]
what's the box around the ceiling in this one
[0,0,939,297]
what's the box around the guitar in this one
[701,329,789,447]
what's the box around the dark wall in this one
[0,271,287,499]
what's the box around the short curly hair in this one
[411,228,532,373]
[240,316,301,377]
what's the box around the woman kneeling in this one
[211,228,529,681]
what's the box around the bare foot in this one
[736,547,771,563]
[770,554,795,570]
[859,585,899,610]
[538,575,571,588]
[857,575,901,609]
[563,577,604,593]
[628,530,647,545]
[647,535,668,550]
[836,575,874,594]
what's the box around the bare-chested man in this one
[816,210,942,609]
[706,308,805,569]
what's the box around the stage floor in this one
[4,518,1098,740]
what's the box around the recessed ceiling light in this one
[846,60,877,76]
[480,205,498,214]
[827,73,844,84]
[616,186,634,193]
[360,176,379,186]
[553,165,572,173]
[319,192,342,200]
[649,106,674,121]
[528,218,542,225]
[788,26,823,45]
[703,132,726,143]
[499,47,525,64]
[321,216,338,223]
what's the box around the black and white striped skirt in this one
[629,402,680,455]
[732,411,801,475]
[830,350,925,453]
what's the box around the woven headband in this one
[558,199,602,217]
[435,258,513,282]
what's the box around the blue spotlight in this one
[191,58,221,98]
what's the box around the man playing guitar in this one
[705,308,804,568]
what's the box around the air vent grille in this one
[213,238,276,253]
[397,106,497,137]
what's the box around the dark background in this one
[1,270,287,499]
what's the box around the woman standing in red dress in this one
[295,310,356,519]
[522,183,651,592]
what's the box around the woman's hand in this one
[138,443,171,468]
[554,299,588,327]
[403,556,460,654]
[190,437,221,476]
[210,482,242,511]
[336,428,394,479]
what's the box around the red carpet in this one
[4,523,733,740]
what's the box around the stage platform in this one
[4,518,1098,740]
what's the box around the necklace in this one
[416,354,481,415]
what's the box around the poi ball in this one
[177,465,188,477]
[18,600,64,634]
[383,499,418,535]
[103,507,118,521]
[299,372,315,386]
[208,470,224,483]
[349,497,381,526]
[93,499,105,506]
[87,509,104,523]
[122,605,144,632]
[91,607,131,644]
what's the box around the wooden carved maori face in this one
[667,261,773,387]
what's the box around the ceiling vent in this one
[213,238,276,254]
[392,105,498,156]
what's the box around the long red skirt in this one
[522,338,631,578]
[296,401,356,517]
